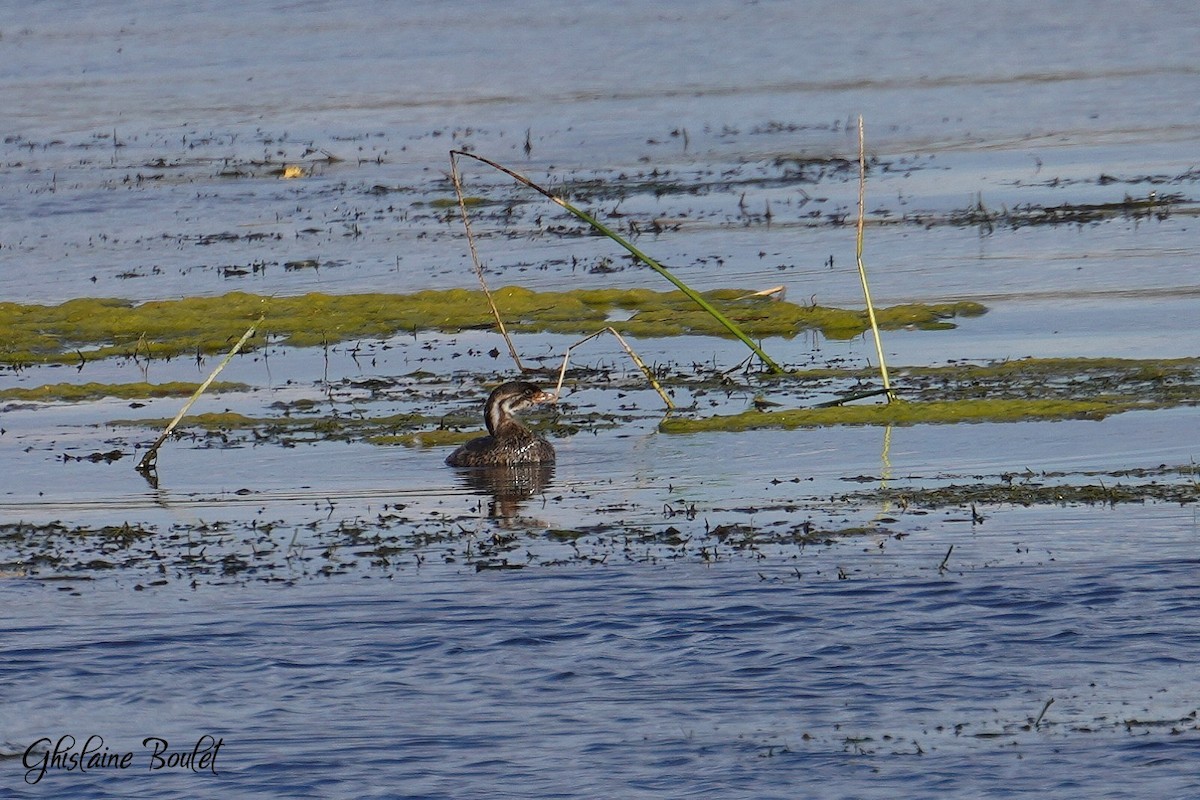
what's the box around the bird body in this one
[446,381,556,467]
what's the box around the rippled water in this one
[6,526,1200,798]
[3,0,1199,796]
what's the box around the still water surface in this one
[2,1,1199,796]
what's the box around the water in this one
[2,1,1199,796]
[3,1,1198,308]
[5,536,1200,798]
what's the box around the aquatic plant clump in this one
[0,381,247,403]
[660,356,1200,431]
[658,398,1135,433]
[0,289,986,365]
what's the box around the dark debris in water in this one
[0,508,886,586]
[943,191,1193,232]
[846,467,1200,510]
[3,460,1195,586]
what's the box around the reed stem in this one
[551,327,675,410]
[449,150,785,374]
[449,154,524,371]
[855,116,894,401]
[136,317,262,475]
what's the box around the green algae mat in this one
[0,288,985,365]
[4,290,1196,433]
[660,357,1200,431]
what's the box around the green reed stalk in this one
[449,150,785,374]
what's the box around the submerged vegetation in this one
[0,288,986,365]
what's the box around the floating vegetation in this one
[797,356,1200,405]
[108,410,444,447]
[863,477,1200,508]
[659,398,1138,433]
[843,462,1200,509]
[3,459,1195,584]
[368,429,476,449]
[0,289,986,365]
[89,356,1199,450]
[662,356,1200,431]
[0,513,871,583]
[0,381,246,403]
[942,192,1193,231]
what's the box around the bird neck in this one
[485,397,515,435]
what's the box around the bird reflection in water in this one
[454,462,555,520]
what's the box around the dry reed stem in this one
[448,153,524,371]
[448,149,785,374]
[855,116,894,401]
[551,327,675,410]
[135,317,263,475]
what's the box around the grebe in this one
[445,381,556,467]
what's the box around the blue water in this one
[2,0,1198,306]
[3,1,1200,796]
[5,520,1200,799]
